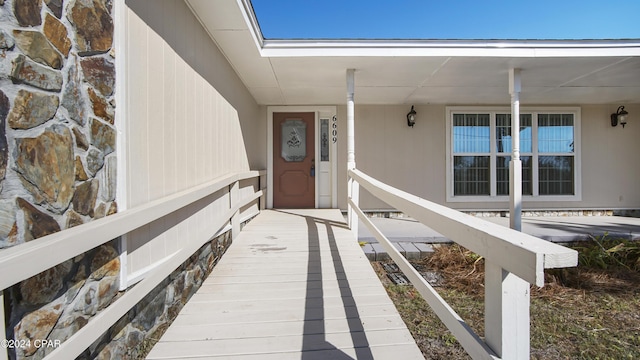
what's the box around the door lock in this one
[310,159,315,177]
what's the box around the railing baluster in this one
[259,173,266,210]
[118,236,129,291]
[485,261,531,359]
[347,177,353,227]
[230,181,240,240]
[348,178,360,238]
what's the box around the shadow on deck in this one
[146,209,422,359]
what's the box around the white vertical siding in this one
[126,8,150,207]
[121,0,260,277]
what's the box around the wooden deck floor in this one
[146,209,423,359]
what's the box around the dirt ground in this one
[373,242,640,360]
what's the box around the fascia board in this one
[236,0,264,49]
[260,39,640,58]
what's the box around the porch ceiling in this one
[185,0,640,106]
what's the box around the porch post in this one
[484,261,530,359]
[346,69,359,237]
[509,68,522,231]
[347,69,356,170]
[484,67,530,360]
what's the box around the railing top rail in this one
[0,170,264,291]
[349,168,577,286]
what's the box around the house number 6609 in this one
[332,116,337,143]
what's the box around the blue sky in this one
[251,1,640,40]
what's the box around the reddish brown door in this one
[273,112,315,208]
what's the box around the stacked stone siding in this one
[0,2,243,359]
[82,231,233,360]
[0,1,119,358]
[0,0,116,247]
[9,240,121,359]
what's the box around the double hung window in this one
[447,107,580,202]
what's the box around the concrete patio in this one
[358,214,640,260]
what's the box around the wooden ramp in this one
[146,209,423,359]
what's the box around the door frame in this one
[267,106,337,209]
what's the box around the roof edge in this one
[263,38,640,48]
[260,39,640,58]
[237,0,265,49]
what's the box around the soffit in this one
[186,0,640,106]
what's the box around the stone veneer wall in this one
[0,0,117,248]
[0,0,120,359]
[0,2,242,359]
[4,230,233,360]
[82,231,233,360]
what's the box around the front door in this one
[273,112,315,208]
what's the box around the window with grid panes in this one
[537,114,575,195]
[452,114,491,195]
[449,108,578,200]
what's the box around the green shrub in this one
[575,234,640,271]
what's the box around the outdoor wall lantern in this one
[611,106,629,128]
[407,105,417,127]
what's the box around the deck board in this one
[146,209,423,359]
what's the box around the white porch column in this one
[347,69,356,170]
[484,68,530,360]
[509,68,522,231]
[346,69,359,237]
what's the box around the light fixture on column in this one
[406,106,416,127]
[611,106,629,128]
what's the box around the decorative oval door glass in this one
[281,119,307,162]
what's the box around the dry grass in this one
[374,242,640,360]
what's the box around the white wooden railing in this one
[347,169,578,360]
[0,170,266,360]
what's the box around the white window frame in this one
[446,106,582,203]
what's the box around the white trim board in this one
[114,0,129,291]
